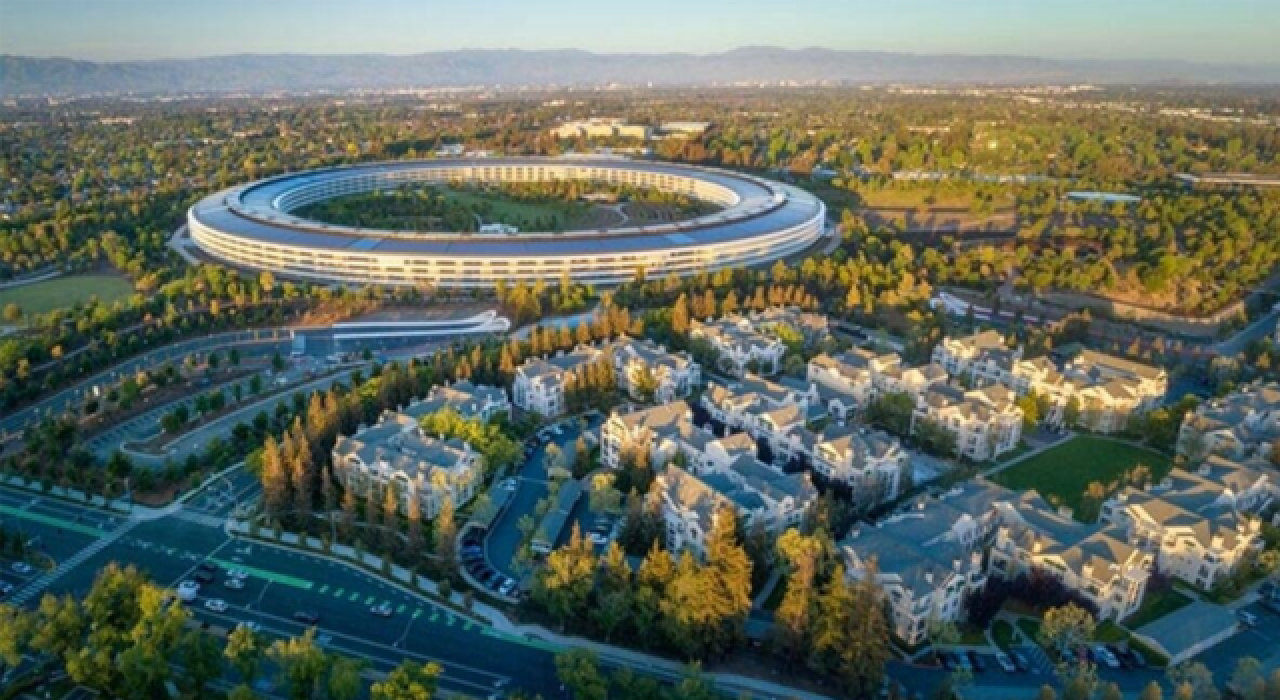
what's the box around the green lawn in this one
[1016,618,1042,646]
[957,624,990,646]
[0,274,134,316]
[991,435,1172,522]
[991,620,1016,650]
[1122,588,1192,629]
[1095,620,1130,643]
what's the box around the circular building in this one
[187,158,825,288]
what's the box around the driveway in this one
[484,414,603,583]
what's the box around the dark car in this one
[938,652,956,671]
[1009,651,1030,673]
[1126,648,1147,669]
[967,651,987,674]
[292,610,320,625]
[192,569,215,584]
[197,561,217,573]
[1105,645,1130,669]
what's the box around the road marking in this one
[412,609,421,619]
[464,621,473,631]
[334,588,345,598]
[447,615,455,627]
[364,595,375,605]
[318,585,329,594]
[208,558,313,590]
[348,591,360,601]
[430,611,439,622]
[397,604,407,614]
[0,504,104,538]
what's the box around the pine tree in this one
[406,492,425,560]
[381,483,401,555]
[340,479,357,540]
[704,506,752,654]
[261,436,290,519]
[434,497,457,571]
[672,293,690,335]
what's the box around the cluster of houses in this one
[331,381,512,520]
[1178,380,1280,463]
[512,335,701,417]
[842,456,1275,646]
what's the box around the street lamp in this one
[249,580,273,611]
[394,612,416,648]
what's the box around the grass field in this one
[437,188,598,229]
[991,436,1172,522]
[0,274,133,316]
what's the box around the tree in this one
[0,603,35,669]
[1039,603,1095,659]
[533,524,597,629]
[1167,662,1220,700]
[1230,657,1265,700]
[371,660,441,700]
[267,628,329,700]
[228,685,261,700]
[2,302,21,323]
[225,624,263,684]
[555,648,609,700]
[327,656,368,700]
[1140,681,1164,700]
[178,628,224,699]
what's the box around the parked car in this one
[1127,648,1148,669]
[224,577,246,590]
[994,652,1017,673]
[192,569,215,584]
[1093,645,1120,669]
[197,562,217,573]
[967,651,986,674]
[204,599,229,613]
[1105,645,1130,669]
[1009,651,1030,673]
[11,562,33,575]
[0,582,13,596]
[499,579,518,596]
[292,610,320,625]
[1238,610,1259,627]
[370,602,394,618]
[938,652,956,671]
[587,533,608,545]
[227,568,249,580]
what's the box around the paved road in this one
[1215,307,1280,357]
[484,415,604,586]
[1,329,294,441]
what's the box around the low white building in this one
[401,381,511,423]
[990,492,1152,621]
[932,330,1022,387]
[659,458,816,559]
[690,315,788,377]
[810,426,909,504]
[512,345,603,417]
[806,348,902,422]
[1177,381,1280,462]
[609,336,701,403]
[841,481,1011,645]
[912,384,1023,462]
[332,413,484,519]
[1100,457,1272,590]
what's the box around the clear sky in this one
[2,0,1277,64]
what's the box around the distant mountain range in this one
[3,47,1279,96]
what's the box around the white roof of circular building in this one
[189,158,824,257]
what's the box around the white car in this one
[994,652,1017,673]
[11,562,33,575]
[370,602,394,618]
[224,577,246,590]
[176,580,200,602]
[1093,645,1120,669]
[587,533,608,545]
[227,568,249,580]
[237,621,261,633]
[204,598,229,613]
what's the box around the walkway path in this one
[0,266,61,290]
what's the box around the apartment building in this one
[401,380,511,423]
[810,425,909,503]
[332,412,484,519]
[1177,381,1280,461]
[659,457,816,559]
[512,345,603,417]
[912,384,1024,461]
[932,330,1023,387]
[609,336,701,403]
[750,306,831,349]
[930,333,1166,434]
[690,315,788,377]
[700,374,820,461]
[806,348,905,422]
[991,492,1152,620]
[1101,457,1272,590]
[841,481,1011,645]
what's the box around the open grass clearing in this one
[991,435,1172,522]
[0,273,133,315]
[1122,588,1192,629]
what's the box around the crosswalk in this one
[170,510,227,528]
[8,521,137,606]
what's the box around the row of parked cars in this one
[1078,644,1148,670]
[461,532,519,598]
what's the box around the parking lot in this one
[479,413,606,596]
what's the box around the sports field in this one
[0,274,134,315]
[991,435,1172,521]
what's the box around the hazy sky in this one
[3,0,1277,63]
